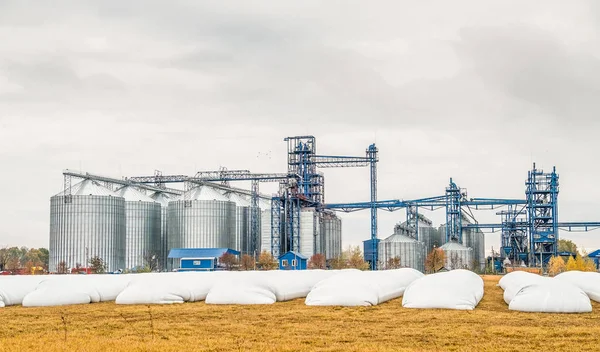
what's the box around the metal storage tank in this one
[150,191,178,271]
[49,179,125,272]
[168,186,236,251]
[462,226,485,272]
[116,186,161,270]
[299,208,319,258]
[321,212,342,260]
[223,191,250,253]
[440,241,473,270]
[378,233,426,272]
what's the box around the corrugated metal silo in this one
[223,191,250,253]
[149,191,178,271]
[321,212,342,260]
[299,208,319,258]
[440,241,473,270]
[168,186,236,250]
[378,233,426,272]
[116,186,161,270]
[462,226,485,272]
[49,179,125,272]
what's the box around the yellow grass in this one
[1,275,599,351]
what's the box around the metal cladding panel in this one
[260,209,272,254]
[159,205,169,270]
[124,200,161,269]
[462,227,485,272]
[321,214,342,260]
[167,200,235,250]
[233,205,250,253]
[419,226,443,253]
[378,237,426,272]
[299,210,317,258]
[49,195,126,272]
[441,242,474,270]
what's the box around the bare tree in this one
[89,256,106,274]
[308,253,326,269]
[219,252,238,270]
[57,261,69,274]
[143,251,159,272]
[386,256,402,269]
[256,251,278,270]
[240,254,255,271]
[425,248,445,274]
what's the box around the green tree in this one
[38,248,49,271]
[89,256,107,274]
[328,252,348,269]
[558,239,578,254]
[0,248,8,271]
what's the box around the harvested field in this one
[1,275,599,351]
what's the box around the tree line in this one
[0,247,49,274]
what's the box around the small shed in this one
[587,249,600,269]
[278,251,308,270]
[168,248,240,271]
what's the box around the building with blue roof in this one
[587,249,600,270]
[168,248,240,271]
[278,251,308,270]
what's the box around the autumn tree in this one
[89,256,107,274]
[346,246,370,270]
[425,248,446,274]
[257,251,278,270]
[219,252,239,270]
[548,256,566,276]
[328,252,348,269]
[574,252,596,272]
[240,254,255,271]
[386,256,402,270]
[566,255,577,271]
[308,253,326,269]
[57,261,69,274]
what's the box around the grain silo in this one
[149,191,178,271]
[168,185,236,250]
[49,179,125,272]
[378,233,426,272]
[223,191,250,253]
[260,198,275,255]
[462,226,485,272]
[299,208,319,258]
[115,186,161,270]
[321,211,342,260]
[440,241,473,270]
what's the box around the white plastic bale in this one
[116,272,224,305]
[508,281,592,313]
[498,271,542,291]
[205,271,277,305]
[266,270,338,301]
[402,269,484,310]
[502,274,551,305]
[0,275,48,307]
[555,271,600,302]
[305,268,423,306]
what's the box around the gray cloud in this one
[1,0,599,253]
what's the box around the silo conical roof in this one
[224,192,251,207]
[54,179,118,197]
[115,186,155,202]
[382,233,419,243]
[150,191,179,206]
[187,186,230,202]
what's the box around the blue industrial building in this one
[587,249,600,269]
[168,248,240,271]
[278,251,307,270]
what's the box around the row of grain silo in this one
[49,178,343,273]
[378,212,485,273]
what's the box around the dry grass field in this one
[1,275,599,351]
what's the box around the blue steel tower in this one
[527,163,559,266]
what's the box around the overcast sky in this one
[1,1,600,254]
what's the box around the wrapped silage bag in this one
[265,269,339,301]
[205,271,277,305]
[305,268,423,306]
[116,272,224,305]
[0,275,49,307]
[23,274,133,307]
[509,280,592,313]
[502,274,551,305]
[402,269,484,310]
[555,271,600,302]
[498,271,542,291]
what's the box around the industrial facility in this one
[49,135,600,273]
